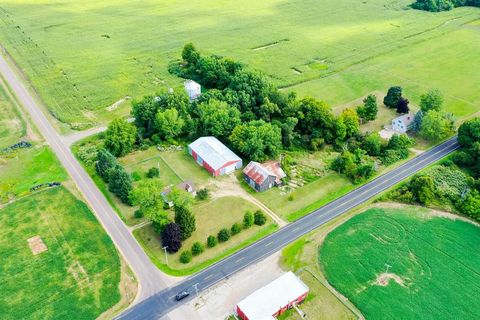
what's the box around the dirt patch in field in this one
[373,273,406,287]
[251,39,289,51]
[27,235,47,255]
[106,96,131,111]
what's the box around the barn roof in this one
[243,161,286,185]
[236,272,309,319]
[189,137,241,170]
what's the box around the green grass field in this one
[135,196,278,275]
[0,187,121,319]
[0,0,478,127]
[0,81,25,149]
[319,206,480,319]
[0,146,68,203]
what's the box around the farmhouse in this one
[184,79,201,101]
[392,113,415,133]
[161,181,196,207]
[235,271,309,320]
[243,161,286,192]
[188,137,242,177]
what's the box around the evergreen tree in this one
[174,204,196,240]
[396,97,410,114]
[108,165,133,205]
[95,148,117,182]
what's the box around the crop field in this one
[0,0,478,128]
[135,196,278,276]
[319,206,480,319]
[0,187,121,319]
[0,81,25,149]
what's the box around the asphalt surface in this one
[119,137,459,319]
[0,53,169,301]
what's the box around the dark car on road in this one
[175,291,190,301]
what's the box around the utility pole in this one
[193,283,199,297]
[162,246,169,266]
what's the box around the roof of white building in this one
[392,113,415,126]
[189,137,241,170]
[236,272,309,320]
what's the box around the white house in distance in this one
[234,271,309,320]
[188,136,242,177]
[184,79,201,101]
[391,113,415,133]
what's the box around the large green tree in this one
[104,118,137,157]
[383,86,402,108]
[409,175,435,205]
[420,89,443,112]
[356,94,378,121]
[155,108,185,140]
[340,108,360,139]
[296,97,337,146]
[420,110,455,141]
[129,179,169,227]
[229,120,282,161]
[196,99,241,139]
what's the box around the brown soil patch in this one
[27,235,48,255]
[373,273,406,287]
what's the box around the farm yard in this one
[0,0,478,128]
[0,187,121,319]
[319,206,480,320]
[135,196,278,276]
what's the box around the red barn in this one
[188,137,242,177]
[235,272,309,320]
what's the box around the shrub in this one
[254,210,267,226]
[207,235,217,248]
[196,188,209,201]
[131,171,142,181]
[288,194,295,202]
[146,167,160,178]
[134,209,144,219]
[191,242,205,256]
[243,211,254,228]
[231,223,242,235]
[179,250,192,264]
[218,228,230,242]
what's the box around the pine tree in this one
[95,149,117,182]
[108,165,133,205]
[174,204,196,240]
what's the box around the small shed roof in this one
[189,137,241,170]
[244,161,286,185]
[237,272,309,320]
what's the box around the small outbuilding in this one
[235,271,309,320]
[391,113,414,133]
[184,79,201,101]
[243,161,286,192]
[161,181,196,208]
[188,137,242,177]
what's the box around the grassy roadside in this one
[134,224,278,277]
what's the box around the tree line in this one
[412,0,479,12]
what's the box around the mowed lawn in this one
[319,206,480,319]
[134,196,278,275]
[0,82,25,149]
[0,0,478,126]
[0,187,121,319]
[0,146,67,203]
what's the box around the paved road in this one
[0,53,169,301]
[118,136,459,320]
